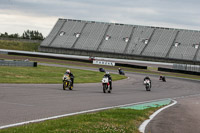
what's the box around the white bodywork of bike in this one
[102,77,109,83]
[144,80,150,84]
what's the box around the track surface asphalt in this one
[146,96,200,133]
[0,63,200,132]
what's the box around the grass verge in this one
[0,107,159,133]
[0,65,126,84]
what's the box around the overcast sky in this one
[0,0,200,37]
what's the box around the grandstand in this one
[39,18,200,64]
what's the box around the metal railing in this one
[173,63,200,72]
[0,60,37,67]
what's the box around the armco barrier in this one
[173,63,200,72]
[158,67,200,76]
[0,60,37,67]
[8,52,93,63]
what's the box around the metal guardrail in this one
[0,51,8,54]
[173,63,200,72]
[0,60,37,67]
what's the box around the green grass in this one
[0,65,126,84]
[0,107,159,133]
[0,40,40,51]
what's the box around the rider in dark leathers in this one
[118,68,121,73]
[144,76,151,88]
[160,75,166,82]
[104,72,112,90]
[118,68,122,74]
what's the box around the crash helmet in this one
[106,72,109,74]
[66,69,70,73]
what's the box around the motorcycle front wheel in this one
[146,85,150,91]
[63,81,67,90]
[103,84,107,93]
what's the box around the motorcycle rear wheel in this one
[69,84,73,90]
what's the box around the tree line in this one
[0,30,44,40]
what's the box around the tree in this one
[0,32,9,38]
[22,30,44,40]
[0,30,44,40]
[8,33,19,38]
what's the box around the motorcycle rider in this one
[160,75,166,82]
[65,69,74,87]
[104,72,112,90]
[118,68,122,74]
[118,68,121,73]
[118,68,125,75]
[162,76,166,82]
[144,76,151,88]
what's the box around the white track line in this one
[0,98,171,129]
[139,99,177,133]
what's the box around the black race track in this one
[0,64,200,129]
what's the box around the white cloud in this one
[0,9,57,36]
[0,0,200,36]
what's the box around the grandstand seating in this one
[98,24,132,53]
[142,29,177,57]
[74,23,108,51]
[197,52,200,61]
[53,20,86,48]
[125,26,154,55]
[168,30,200,60]
[41,19,65,47]
[40,18,200,63]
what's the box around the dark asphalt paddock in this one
[0,66,200,132]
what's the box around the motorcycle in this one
[63,74,73,90]
[119,70,125,75]
[102,76,111,93]
[159,76,166,82]
[99,68,105,72]
[144,79,151,91]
